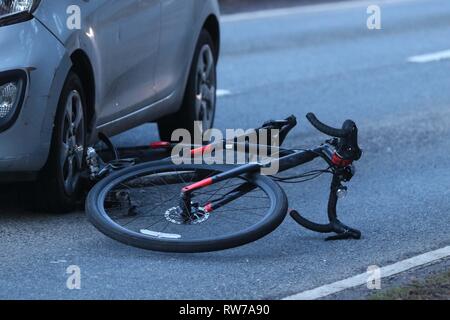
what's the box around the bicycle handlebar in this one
[306,113,350,138]
[306,113,362,162]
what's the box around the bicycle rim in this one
[86,162,288,253]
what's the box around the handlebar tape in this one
[306,113,348,138]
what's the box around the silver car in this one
[0,0,220,211]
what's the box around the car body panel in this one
[0,0,220,179]
[34,0,162,125]
[0,19,70,174]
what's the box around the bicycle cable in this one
[270,167,333,184]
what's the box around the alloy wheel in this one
[195,44,216,132]
[60,90,85,196]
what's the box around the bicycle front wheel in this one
[86,162,288,253]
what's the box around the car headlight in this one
[0,82,19,118]
[0,0,40,27]
[0,70,27,133]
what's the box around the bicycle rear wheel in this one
[86,161,288,253]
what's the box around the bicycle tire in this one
[86,161,288,253]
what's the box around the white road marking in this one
[221,0,424,23]
[217,89,232,97]
[283,245,450,300]
[408,50,450,63]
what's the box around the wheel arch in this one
[202,14,221,62]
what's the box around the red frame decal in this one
[182,178,214,193]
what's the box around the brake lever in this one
[259,115,297,147]
[261,115,297,130]
[307,113,362,162]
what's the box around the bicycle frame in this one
[181,143,329,208]
[179,119,362,241]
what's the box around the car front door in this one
[97,0,161,124]
[154,0,194,99]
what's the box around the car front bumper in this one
[0,18,68,179]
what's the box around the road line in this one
[221,0,424,23]
[50,260,67,264]
[217,89,232,97]
[408,50,450,63]
[283,245,450,300]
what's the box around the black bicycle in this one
[86,113,363,253]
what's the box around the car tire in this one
[158,29,217,142]
[33,71,87,213]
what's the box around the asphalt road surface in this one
[1,0,450,299]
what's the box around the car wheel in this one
[158,29,217,141]
[34,71,87,213]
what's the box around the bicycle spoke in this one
[99,165,280,245]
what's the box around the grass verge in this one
[370,269,450,300]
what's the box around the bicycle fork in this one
[179,163,262,219]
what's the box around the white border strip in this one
[221,0,424,23]
[408,50,450,63]
[283,245,450,300]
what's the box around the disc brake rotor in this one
[164,206,210,225]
